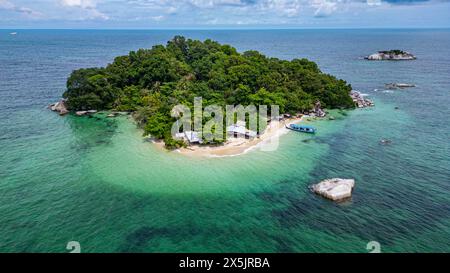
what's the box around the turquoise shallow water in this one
[0,29,449,252]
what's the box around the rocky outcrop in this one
[107,112,126,118]
[313,100,326,118]
[49,100,69,115]
[385,83,416,90]
[49,100,99,117]
[351,90,374,108]
[380,139,392,145]
[311,178,355,201]
[365,50,416,61]
[75,111,87,116]
[75,110,98,116]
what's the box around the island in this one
[385,83,416,90]
[365,50,416,61]
[56,36,356,151]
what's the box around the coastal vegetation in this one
[62,36,354,148]
[380,49,407,55]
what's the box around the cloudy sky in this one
[0,0,449,28]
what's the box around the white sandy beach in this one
[169,116,306,157]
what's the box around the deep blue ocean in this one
[0,29,449,252]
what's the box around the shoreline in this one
[172,116,306,157]
[71,112,309,158]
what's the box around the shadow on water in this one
[120,226,172,253]
[301,137,327,144]
[119,223,297,253]
[65,114,119,152]
[255,124,450,250]
[252,174,450,252]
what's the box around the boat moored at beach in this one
[286,124,316,134]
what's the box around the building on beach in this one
[184,131,202,144]
[226,121,257,138]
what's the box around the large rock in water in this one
[49,100,69,115]
[385,83,416,90]
[365,50,416,61]
[311,178,355,201]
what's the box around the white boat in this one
[10,32,17,35]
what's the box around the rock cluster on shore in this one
[48,100,69,115]
[365,50,416,61]
[311,178,355,201]
[49,99,126,118]
[351,90,374,108]
[49,100,97,117]
[385,83,416,90]
[313,100,326,117]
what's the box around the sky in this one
[0,0,449,28]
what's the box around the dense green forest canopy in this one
[63,36,354,148]
[379,49,408,55]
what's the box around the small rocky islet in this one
[385,83,416,90]
[310,178,356,202]
[365,50,416,61]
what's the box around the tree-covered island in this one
[62,36,355,148]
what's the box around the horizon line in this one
[2,26,450,31]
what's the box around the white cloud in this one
[2,0,446,27]
[367,0,382,6]
[60,0,109,19]
[167,6,177,14]
[261,0,303,17]
[151,15,165,21]
[312,0,338,17]
[61,0,96,9]
[0,0,43,17]
[179,0,339,18]
[188,0,250,8]
[0,0,14,9]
